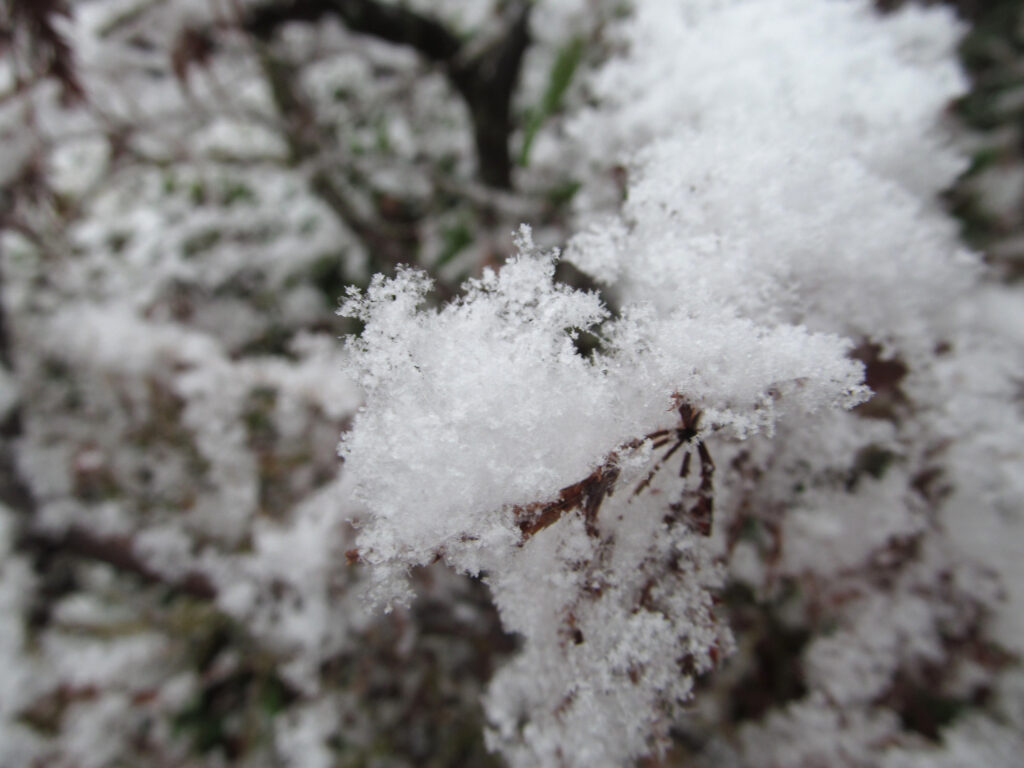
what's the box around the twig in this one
[515,459,621,541]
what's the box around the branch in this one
[515,460,620,541]
[4,0,85,103]
[240,0,532,189]
[449,2,531,189]
[21,525,217,600]
[244,0,461,62]
[0,257,36,518]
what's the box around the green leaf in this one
[436,219,474,268]
[518,36,585,167]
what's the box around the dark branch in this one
[21,526,217,600]
[4,0,85,102]
[0,260,35,518]
[245,0,462,62]
[450,2,531,189]
[240,0,532,189]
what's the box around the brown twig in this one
[515,460,621,541]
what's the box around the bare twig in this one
[515,459,621,541]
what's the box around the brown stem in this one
[515,459,620,541]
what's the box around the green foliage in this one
[437,218,474,268]
[545,178,580,208]
[518,36,585,167]
[181,228,222,258]
[308,251,349,307]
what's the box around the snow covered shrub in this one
[1,0,1023,766]
[340,1,1024,766]
[945,0,1024,279]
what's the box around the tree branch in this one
[240,0,532,189]
[244,0,461,62]
[449,2,531,189]
[22,526,217,600]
